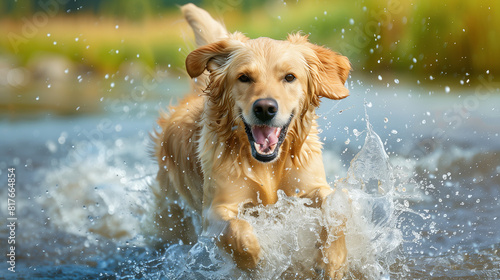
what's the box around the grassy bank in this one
[0,15,188,72]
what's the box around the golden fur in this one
[152,3,351,278]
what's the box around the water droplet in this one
[35,96,40,101]
[47,33,51,37]
[394,79,399,84]
[353,129,362,137]
[349,18,355,25]
[46,141,57,153]
[445,86,450,93]
[115,25,119,29]
[378,75,382,81]
[110,82,115,88]
[384,117,388,123]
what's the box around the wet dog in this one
[152,4,350,278]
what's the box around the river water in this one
[1,74,499,279]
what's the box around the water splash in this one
[235,108,406,279]
[337,105,403,277]
[38,110,410,279]
[40,139,155,242]
[346,115,394,195]
[241,191,324,279]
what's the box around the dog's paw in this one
[220,218,261,270]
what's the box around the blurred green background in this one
[1,0,498,116]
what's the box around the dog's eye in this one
[238,74,251,83]
[284,74,296,83]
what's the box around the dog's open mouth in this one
[244,117,291,162]
[252,126,281,154]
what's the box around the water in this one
[1,75,499,279]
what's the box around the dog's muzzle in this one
[243,99,292,162]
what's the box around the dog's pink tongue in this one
[252,126,279,150]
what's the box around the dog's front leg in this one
[305,187,347,279]
[320,222,347,280]
[219,215,261,269]
[208,192,261,270]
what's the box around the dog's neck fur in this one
[196,94,322,206]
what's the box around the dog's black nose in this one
[253,98,278,122]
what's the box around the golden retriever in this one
[152,3,351,279]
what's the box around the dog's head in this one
[186,33,350,163]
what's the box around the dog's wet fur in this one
[152,4,351,278]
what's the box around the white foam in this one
[39,139,155,243]
[240,190,323,278]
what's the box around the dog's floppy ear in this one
[308,44,351,100]
[185,40,230,78]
